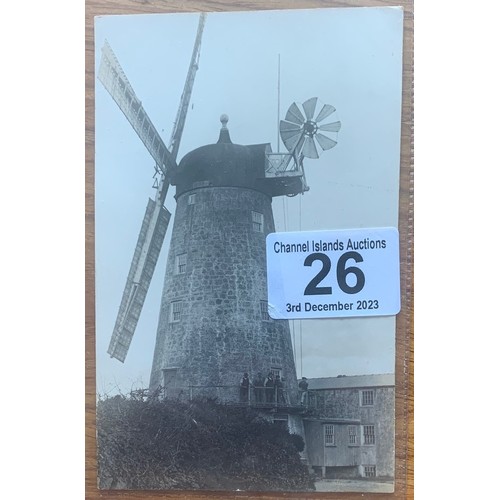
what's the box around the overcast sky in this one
[94,6,404,396]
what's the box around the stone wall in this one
[304,386,394,478]
[149,186,297,401]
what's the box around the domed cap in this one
[172,116,269,198]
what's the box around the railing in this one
[158,384,322,409]
[263,152,309,195]
[265,152,299,176]
[127,386,326,415]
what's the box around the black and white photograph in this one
[94,6,404,493]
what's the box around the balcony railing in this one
[265,153,300,176]
[154,384,325,412]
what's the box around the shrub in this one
[97,394,315,491]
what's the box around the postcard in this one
[94,6,404,493]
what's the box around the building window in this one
[161,368,178,398]
[188,193,196,205]
[324,424,335,446]
[175,253,187,274]
[348,425,358,445]
[252,211,264,232]
[260,300,270,320]
[363,425,375,445]
[363,465,376,478]
[170,301,182,323]
[361,389,374,406]
[270,367,282,379]
[162,368,178,388]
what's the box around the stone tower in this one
[149,116,303,402]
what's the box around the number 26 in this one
[304,251,365,295]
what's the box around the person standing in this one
[253,372,265,403]
[240,372,250,402]
[265,371,275,403]
[299,376,309,405]
[275,375,285,405]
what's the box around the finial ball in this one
[220,114,229,126]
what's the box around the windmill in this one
[97,13,341,401]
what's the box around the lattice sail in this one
[98,40,177,175]
[168,13,206,159]
[107,199,171,362]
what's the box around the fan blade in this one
[302,135,319,159]
[302,97,318,121]
[280,121,303,151]
[285,102,306,125]
[315,104,336,123]
[281,128,303,152]
[280,120,302,133]
[107,198,171,362]
[315,132,338,151]
[294,135,305,156]
[280,128,303,142]
[319,121,342,133]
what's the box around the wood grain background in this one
[85,1,414,498]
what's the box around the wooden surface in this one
[85,1,414,498]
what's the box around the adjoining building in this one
[302,373,395,480]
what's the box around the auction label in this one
[266,227,400,319]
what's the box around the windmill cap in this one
[173,115,271,198]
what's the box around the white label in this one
[266,228,400,319]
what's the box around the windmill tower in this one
[149,115,298,399]
[98,14,341,404]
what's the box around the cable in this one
[282,196,288,231]
[277,54,281,153]
[299,189,303,377]
[300,320,303,378]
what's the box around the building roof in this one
[305,373,395,390]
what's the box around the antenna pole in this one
[277,54,281,153]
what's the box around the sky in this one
[94,6,404,396]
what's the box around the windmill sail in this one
[107,199,171,362]
[100,14,206,362]
[98,40,177,175]
[169,12,206,159]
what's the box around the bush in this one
[97,394,315,491]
